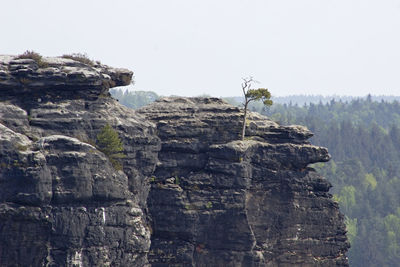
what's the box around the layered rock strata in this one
[0,55,160,266]
[138,97,349,266]
[0,54,349,266]
[0,55,131,100]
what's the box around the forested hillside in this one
[111,89,400,267]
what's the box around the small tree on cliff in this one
[96,124,125,170]
[241,77,273,140]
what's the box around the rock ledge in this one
[0,55,132,100]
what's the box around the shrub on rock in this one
[96,124,125,170]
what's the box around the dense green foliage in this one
[246,88,273,106]
[111,90,400,266]
[96,124,125,170]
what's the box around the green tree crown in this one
[246,88,273,106]
[96,124,125,170]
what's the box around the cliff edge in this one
[138,97,349,266]
[0,55,349,266]
[0,55,160,266]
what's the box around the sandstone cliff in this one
[138,98,349,266]
[0,55,160,266]
[0,55,348,266]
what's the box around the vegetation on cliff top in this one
[61,53,98,66]
[16,50,48,68]
[240,77,272,140]
[15,51,99,68]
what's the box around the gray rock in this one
[0,56,160,266]
[0,55,349,267]
[0,55,132,101]
[139,97,349,266]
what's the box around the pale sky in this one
[2,0,400,97]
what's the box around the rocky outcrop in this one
[0,55,132,100]
[0,55,160,266]
[0,54,349,266]
[138,97,349,266]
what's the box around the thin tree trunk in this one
[241,101,248,140]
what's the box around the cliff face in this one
[0,55,348,266]
[138,98,349,266]
[0,55,160,266]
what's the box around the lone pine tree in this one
[241,77,273,140]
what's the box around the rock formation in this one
[0,54,349,266]
[0,55,160,266]
[138,98,349,266]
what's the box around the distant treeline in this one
[111,88,400,107]
[110,88,159,109]
[275,94,400,105]
[225,94,400,106]
[111,88,400,266]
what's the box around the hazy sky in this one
[2,0,400,97]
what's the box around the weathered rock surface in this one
[0,56,160,266]
[1,54,349,266]
[138,97,349,266]
[0,55,132,100]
